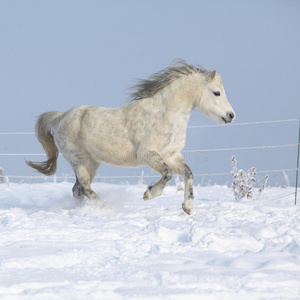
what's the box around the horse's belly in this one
[99,154,144,167]
[109,159,145,167]
[88,143,144,167]
[96,155,145,167]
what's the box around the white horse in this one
[27,60,235,214]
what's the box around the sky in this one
[0,0,299,186]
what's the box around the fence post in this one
[295,118,300,205]
[0,168,3,183]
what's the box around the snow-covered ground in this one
[0,182,299,299]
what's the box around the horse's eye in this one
[213,91,220,96]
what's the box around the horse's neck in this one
[154,75,200,123]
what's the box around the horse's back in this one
[56,105,111,132]
[53,105,144,167]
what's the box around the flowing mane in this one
[129,59,209,101]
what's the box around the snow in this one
[0,182,300,299]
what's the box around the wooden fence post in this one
[295,119,300,205]
[0,168,3,183]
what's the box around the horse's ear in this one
[210,70,217,81]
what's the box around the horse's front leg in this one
[165,153,194,215]
[140,150,172,200]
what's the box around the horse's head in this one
[197,70,235,124]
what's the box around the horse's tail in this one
[26,111,62,176]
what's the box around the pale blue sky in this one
[0,0,299,185]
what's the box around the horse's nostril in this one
[228,112,235,120]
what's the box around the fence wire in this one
[0,118,299,183]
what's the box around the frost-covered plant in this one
[175,174,184,191]
[231,156,269,200]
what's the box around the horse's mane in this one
[129,59,208,101]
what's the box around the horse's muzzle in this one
[222,112,235,124]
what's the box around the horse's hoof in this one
[74,195,85,202]
[182,202,192,215]
[143,190,150,201]
[143,189,156,201]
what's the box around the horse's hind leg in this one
[87,159,100,184]
[59,141,100,200]
[74,163,99,200]
[141,150,172,200]
[70,155,100,200]
[72,177,84,201]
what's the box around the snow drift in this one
[0,182,299,299]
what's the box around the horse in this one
[26,59,235,215]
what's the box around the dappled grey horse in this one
[27,59,235,214]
